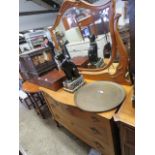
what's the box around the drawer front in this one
[124,144,135,155]
[54,110,109,155]
[43,93,115,155]
[124,126,135,146]
[53,103,115,155]
[62,106,109,143]
[120,124,135,155]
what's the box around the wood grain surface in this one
[40,79,132,120]
[114,88,135,127]
[22,81,40,93]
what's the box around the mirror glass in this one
[53,6,119,70]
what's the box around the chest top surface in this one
[114,88,135,127]
[40,79,132,120]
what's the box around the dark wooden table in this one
[22,81,46,118]
[22,81,40,93]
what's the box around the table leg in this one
[27,93,36,109]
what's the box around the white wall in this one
[115,0,129,26]
[19,0,57,32]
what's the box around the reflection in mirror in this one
[49,0,131,85]
[53,5,119,70]
[107,63,118,75]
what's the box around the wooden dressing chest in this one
[40,80,132,155]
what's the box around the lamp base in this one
[63,75,85,93]
[88,58,103,68]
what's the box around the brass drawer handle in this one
[50,103,55,108]
[94,141,104,150]
[70,121,74,126]
[91,116,100,122]
[90,127,101,135]
[51,101,58,107]
[55,114,60,120]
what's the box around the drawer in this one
[60,104,107,126]
[120,124,135,155]
[124,144,135,155]
[124,126,135,146]
[43,94,115,155]
[53,103,110,145]
[44,94,110,141]
[54,111,107,154]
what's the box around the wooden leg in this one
[55,121,60,128]
[37,92,45,106]
[32,95,41,115]
[25,98,31,110]
[27,93,36,108]
[36,93,44,106]
[41,113,46,119]
[19,97,31,110]
[19,98,23,103]
[32,93,46,119]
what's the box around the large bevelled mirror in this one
[51,0,117,69]
[49,0,131,85]
[61,7,115,69]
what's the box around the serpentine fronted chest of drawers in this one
[40,81,132,155]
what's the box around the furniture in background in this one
[22,81,47,119]
[19,46,66,91]
[114,88,135,155]
[19,78,33,109]
[128,0,135,108]
[128,0,135,78]
[19,90,34,109]
[19,47,57,77]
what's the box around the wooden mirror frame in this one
[49,0,131,85]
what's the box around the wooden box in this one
[28,69,66,91]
